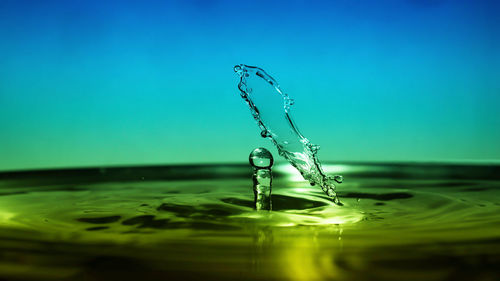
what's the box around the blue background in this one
[1,0,499,171]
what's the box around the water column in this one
[249,148,274,211]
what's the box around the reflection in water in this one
[251,225,274,276]
[250,220,345,281]
[280,226,344,281]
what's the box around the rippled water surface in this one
[0,163,499,281]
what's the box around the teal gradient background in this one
[1,0,499,171]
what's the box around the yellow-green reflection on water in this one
[0,163,498,281]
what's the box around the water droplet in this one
[249,147,274,169]
[260,130,270,138]
[310,144,320,153]
[334,175,343,183]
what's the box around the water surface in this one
[0,163,498,281]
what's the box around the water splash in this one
[234,64,343,205]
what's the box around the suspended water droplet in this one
[260,130,270,138]
[310,144,320,153]
[249,147,274,169]
[334,175,343,183]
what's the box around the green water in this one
[0,163,498,281]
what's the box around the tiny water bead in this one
[235,64,343,204]
[249,147,274,169]
[249,148,273,211]
[334,175,343,183]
